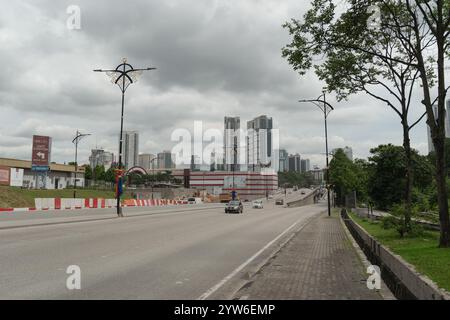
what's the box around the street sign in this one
[31,135,51,171]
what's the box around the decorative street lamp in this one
[299,91,334,217]
[94,58,156,217]
[232,141,237,199]
[72,130,90,198]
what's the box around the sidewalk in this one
[232,211,384,300]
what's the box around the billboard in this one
[31,135,51,171]
[10,168,24,187]
[223,176,246,188]
[0,166,10,186]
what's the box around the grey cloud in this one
[0,0,430,166]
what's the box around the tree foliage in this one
[329,149,367,205]
[278,171,315,188]
[367,144,434,210]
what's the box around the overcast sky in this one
[0,0,434,168]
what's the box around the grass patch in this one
[0,186,132,208]
[349,211,450,293]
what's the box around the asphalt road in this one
[0,200,325,299]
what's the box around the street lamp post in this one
[94,58,156,217]
[72,130,90,198]
[150,156,158,200]
[299,91,334,217]
[232,141,237,200]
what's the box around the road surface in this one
[0,201,325,299]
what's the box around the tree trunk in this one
[403,121,413,233]
[434,135,450,247]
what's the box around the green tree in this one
[278,171,315,188]
[84,165,92,180]
[93,165,106,181]
[104,167,115,183]
[282,0,450,247]
[329,149,365,205]
[367,144,434,210]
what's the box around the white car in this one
[252,200,264,209]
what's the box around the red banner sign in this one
[31,135,51,167]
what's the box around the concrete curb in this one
[342,209,450,300]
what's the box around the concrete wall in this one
[341,209,450,300]
[286,189,320,208]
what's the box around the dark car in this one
[275,199,284,205]
[225,200,243,214]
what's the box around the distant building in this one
[279,149,289,172]
[332,146,353,161]
[0,157,84,190]
[157,150,175,170]
[89,149,114,170]
[224,116,241,172]
[172,169,278,201]
[138,153,156,172]
[300,158,310,172]
[247,115,273,172]
[119,131,139,170]
[311,166,324,183]
[190,154,201,171]
[427,100,450,153]
[288,153,301,172]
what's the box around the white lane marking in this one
[197,211,315,300]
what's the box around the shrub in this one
[381,203,424,238]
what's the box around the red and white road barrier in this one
[0,207,37,212]
[121,199,189,207]
[34,198,117,210]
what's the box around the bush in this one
[381,203,424,238]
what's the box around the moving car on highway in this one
[252,200,263,209]
[275,199,284,205]
[225,200,243,214]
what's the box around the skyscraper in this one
[119,131,139,170]
[89,149,114,170]
[138,153,156,172]
[332,146,353,161]
[300,158,310,172]
[288,154,301,172]
[427,100,450,153]
[224,116,241,172]
[279,149,289,172]
[247,115,273,172]
[157,150,175,169]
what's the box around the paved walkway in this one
[233,211,383,300]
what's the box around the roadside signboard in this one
[223,176,246,188]
[31,135,51,171]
